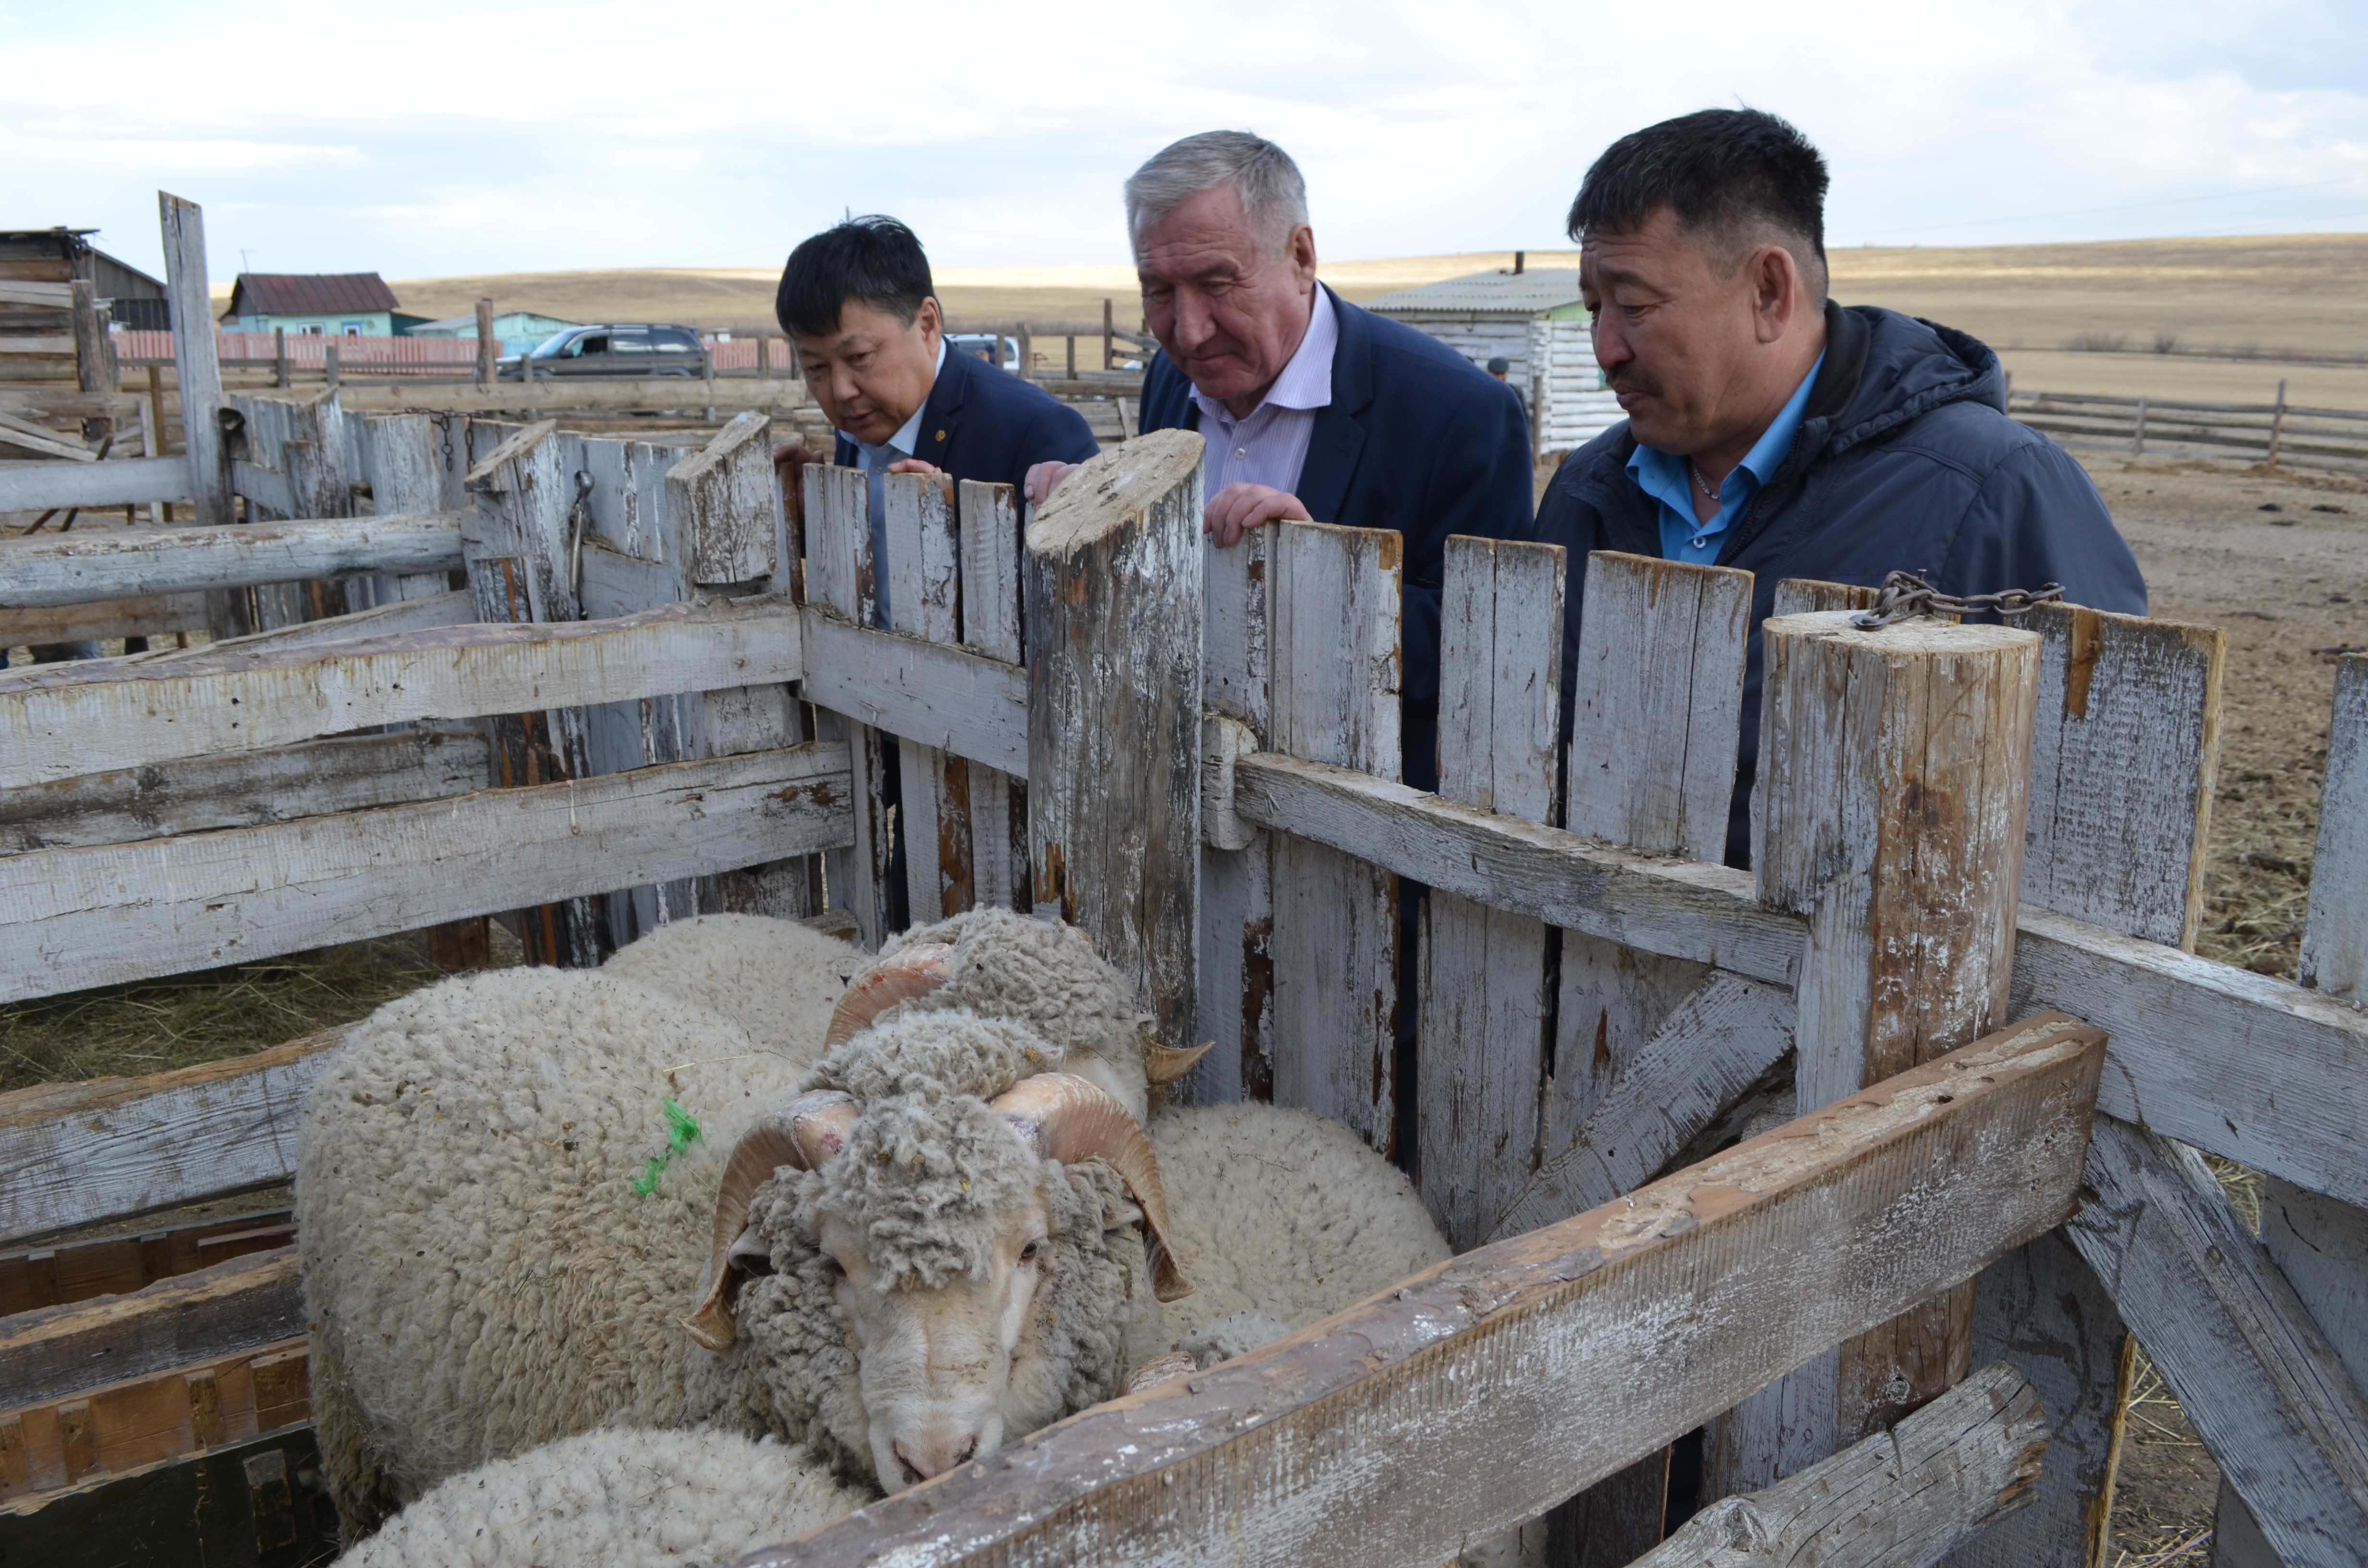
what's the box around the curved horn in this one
[1144,1041,1215,1086]
[683,1090,859,1351]
[989,1074,1193,1303]
[824,942,956,1047]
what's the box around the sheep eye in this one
[1018,1241,1042,1264]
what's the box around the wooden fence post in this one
[957,478,1027,913]
[805,461,895,948]
[885,470,967,921]
[2132,395,2146,456]
[273,326,287,389]
[1715,610,2039,1493]
[1196,521,1277,1104]
[2267,378,2289,466]
[1025,429,1204,1045]
[1102,298,1113,371]
[474,299,496,389]
[158,192,228,530]
[1417,535,1565,1250]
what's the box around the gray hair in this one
[1124,132,1309,255]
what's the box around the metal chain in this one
[437,412,456,477]
[1850,569,2065,629]
[567,470,595,612]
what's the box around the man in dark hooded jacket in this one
[1537,109,2148,866]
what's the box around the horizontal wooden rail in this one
[0,455,192,513]
[0,597,801,789]
[0,1248,301,1409]
[0,1335,308,1503]
[743,1015,2106,1568]
[0,514,464,609]
[0,592,211,649]
[0,729,488,853]
[798,604,1033,779]
[1,742,852,1004]
[0,1208,291,1316]
[0,1028,346,1246]
[1229,749,2368,1208]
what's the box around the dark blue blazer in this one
[1537,301,2149,866]
[833,342,1099,490]
[1140,286,1536,747]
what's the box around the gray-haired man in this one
[1027,130,1534,795]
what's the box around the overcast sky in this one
[8,0,2368,283]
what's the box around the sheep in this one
[335,1427,864,1568]
[300,912,1448,1542]
[600,913,865,1069]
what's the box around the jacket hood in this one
[1812,302,2006,458]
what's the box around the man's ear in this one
[1751,245,1801,345]
[1286,224,1319,289]
[915,295,944,349]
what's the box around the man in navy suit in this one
[775,217,1098,933]
[776,215,1098,628]
[1025,133,1535,795]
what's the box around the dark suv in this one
[499,323,706,379]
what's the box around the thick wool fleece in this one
[297,968,808,1531]
[602,914,863,1069]
[1149,1103,1451,1345]
[802,1009,1060,1109]
[683,1151,1164,1485]
[338,1427,865,1568]
[885,909,1154,1118]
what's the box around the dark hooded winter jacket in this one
[1535,301,2148,867]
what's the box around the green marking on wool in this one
[630,1098,703,1196]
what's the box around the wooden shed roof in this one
[224,272,402,318]
[1362,267,1583,316]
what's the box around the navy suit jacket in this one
[1140,287,1536,787]
[833,343,1099,490]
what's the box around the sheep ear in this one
[1145,1041,1215,1086]
[990,1073,1193,1304]
[824,943,956,1047]
[683,1091,857,1351]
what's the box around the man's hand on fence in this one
[1206,482,1312,547]
[1024,461,1080,507]
[885,458,941,476]
[772,441,819,473]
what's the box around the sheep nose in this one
[893,1435,979,1485]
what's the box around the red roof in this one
[224,272,401,318]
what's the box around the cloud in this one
[4,0,2364,280]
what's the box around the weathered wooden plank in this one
[0,597,801,789]
[2300,653,2367,997]
[0,455,191,513]
[885,471,964,921]
[804,460,891,947]
[1635,1361,2049,1568]
[1233,753,1805,987]
[1566,551,1751,860]
[1770,578,1879,617]
[2066,1116,2368,1568]
[1729,612,2040,1489]
[1951,603,2220,1568]
[0,1208,292,1316]
[0,514,465,610]
[0,728,487,853]
[1491,974,1796,1244]
[797,608,1030,780]
[2020,603,2223,948]
[0,1336,308,1502]
[1419,535,1563,1248]
[0,743,851,1003]
[0,1249,302,1409]
[957,480,1026,912]
[119,588,474,664]
[0,592,210,647]
[158,194,227,528]
[1195,522,1276,1105]
[742,1015,2107,1568]
[1026,430,1204,1047]
[667,411,778,586]
[1268,518,1403,1149]
[0,1029,346,1245]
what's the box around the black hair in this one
[1566,109,1829,292]
[776,215,936,339]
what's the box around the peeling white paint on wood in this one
[0,743,851,1003]
[2300,654,2367,998]
[1195,521,1274,1106]
[0,514,465,609]
[667,412,778,586]
[0,598,802,789]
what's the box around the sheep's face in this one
[818,1199,1048,1486]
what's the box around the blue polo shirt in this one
[1629,352,1825,564]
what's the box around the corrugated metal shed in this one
[223,273,401,318]
[1360,268,1583,316]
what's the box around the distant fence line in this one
[107,330,793,376]
[2008,384,2368,475]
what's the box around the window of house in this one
[342,322,364,338]
[299,324,325,336]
